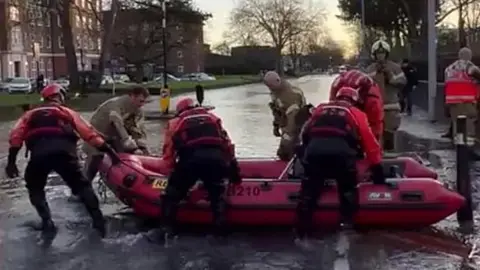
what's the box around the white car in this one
[7,77,33,93]
[51,79,70,89]
[153,73,181,83]
[182,73,216,81]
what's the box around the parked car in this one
[153,73,181,83]
[113,74,131,83]
[7,77,33,94]
[181,73,216,81]
[51,78,70,89]
[101,75,114,85]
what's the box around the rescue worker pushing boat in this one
[295,86,385,240]
[444,47,480,145]
[366,40,406,151]
[264,71,311,161]
[83,86,150,184]
[160,97,242,240]
[330,69,384,142]
[5,84,116,237]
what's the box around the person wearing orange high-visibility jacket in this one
[444,47,480,144]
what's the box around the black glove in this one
[273,125,281,137]
[5,147,20,178]
[229,159,242,184]
[370,163,386,185]
[97,143,120,165]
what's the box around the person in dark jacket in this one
[195,84,204,106]
[400,59,418,115]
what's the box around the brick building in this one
[106,7,204,76]
[0,0,101,79]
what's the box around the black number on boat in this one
[228,186,261,196]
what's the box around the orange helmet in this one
[335,86,360,104]
[175,97,195,114]
[41,84,66,101]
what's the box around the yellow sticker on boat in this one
[152,178,168,189]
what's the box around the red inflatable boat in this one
[98,154,464,229]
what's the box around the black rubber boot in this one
[29,193,57,233]
[159,195,180,243]
[339,191,358,230]
[210,195,228,238]
[77,187,106,237]
[383,131,395,152]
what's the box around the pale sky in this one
[193,0,351,50]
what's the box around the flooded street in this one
[0,75,473,269]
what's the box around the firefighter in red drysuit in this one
[160,97,242,240]
[5,84,117,237]
[444,47,480,144]
[295,86,385,240]
[330,69,384,142]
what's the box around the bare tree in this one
[212,41,231,55]
[464,0,480,44]
[228,0,325,72]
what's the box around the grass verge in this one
[0,75,261,121]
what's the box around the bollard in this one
[456,115,474,225]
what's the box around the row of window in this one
[11,27,102,51]
[9,6,100,31]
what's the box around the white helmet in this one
[263,70,282,89]
[371,40,391,56]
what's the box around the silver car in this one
[7,77,33,94]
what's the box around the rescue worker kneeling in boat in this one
[5,84,116,237]
[160,97,242,240]
[295,86,385,240]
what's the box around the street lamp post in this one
[159,0,171,114]
[427,0,437,120]
[162,0,168,89]
[80,48,85,93]
[359,0,369,68]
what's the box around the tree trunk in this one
[96,0,119,87]
[60,0,80,91]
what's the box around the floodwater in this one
[0,75,476,269]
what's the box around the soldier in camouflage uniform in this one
[366,40,406,151]
[82,87,150,184]
[264,71,311,161]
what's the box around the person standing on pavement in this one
[366,40,406,151]
[400,59,418,115]
[264,70,312,161]
[82,86,150,186]
[444,47,480,145]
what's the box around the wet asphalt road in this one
[0,75,475,269]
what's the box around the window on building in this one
[57,15,61,26]
[11,27,21,45]
[45,12,50,27]
[36,8,43,26]
[177,35,183,43]
[9,7,19,21]
[58,36,64,48]
[75,15,81,28]
[97,38,101,50]
[177,51,183,59]
[177,65,184,73]
[46,36,51,49]
[96,0,101,11]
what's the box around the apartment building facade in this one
[0,0,102,79]
[107,8,205,76]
